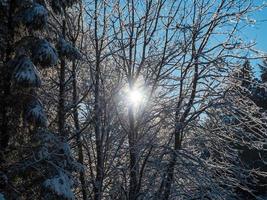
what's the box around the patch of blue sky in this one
[242,0,267,76]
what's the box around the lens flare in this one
[128,89,143,106]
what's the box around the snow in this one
[0,0,8,7]
[35,130,85,172]
[31,130,84,199]
[25,100,47,127]
[59,142,85,172]
[0,193,5,200]
[33,39,58,67]
[62,142,71,154]
[17,3,48,29]
[43,171,74,200]
[37,146,50,160]
[12,56,41,87]
[35,132,58,160]
[57,37,82,60]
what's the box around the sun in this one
[128,89,143,105]
[124,86,145,107]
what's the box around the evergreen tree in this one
[259,58,267,83]
[0,1,81,199]
[241,60,253,88]
[214,60,267,199]
[0,0,52,159]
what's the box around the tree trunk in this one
[93,1,104,198]
[93,55,104,200]
[58,18,66,136]
[160,61,198,200]
[72,60,88,200]
[128,106,139,200]
[161,125,182,200]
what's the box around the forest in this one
[0,0,267,199]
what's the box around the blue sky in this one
[243,1,267,75]
[247,3,267,52]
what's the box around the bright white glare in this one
[127,88,144,106]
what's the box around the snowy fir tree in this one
[206,61,267,199]
[0,0,81,199]
[259,58,267,83]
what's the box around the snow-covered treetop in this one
[35,130,84,172]
[33,39,58,67]
[16,3,48,30]
[11,55,41,88]
[57,37,81,60]
[32,130,83,199]
[0,193,5,200]
[0,0,8,9]
[25,99,47,127]
[43,172,74,200]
